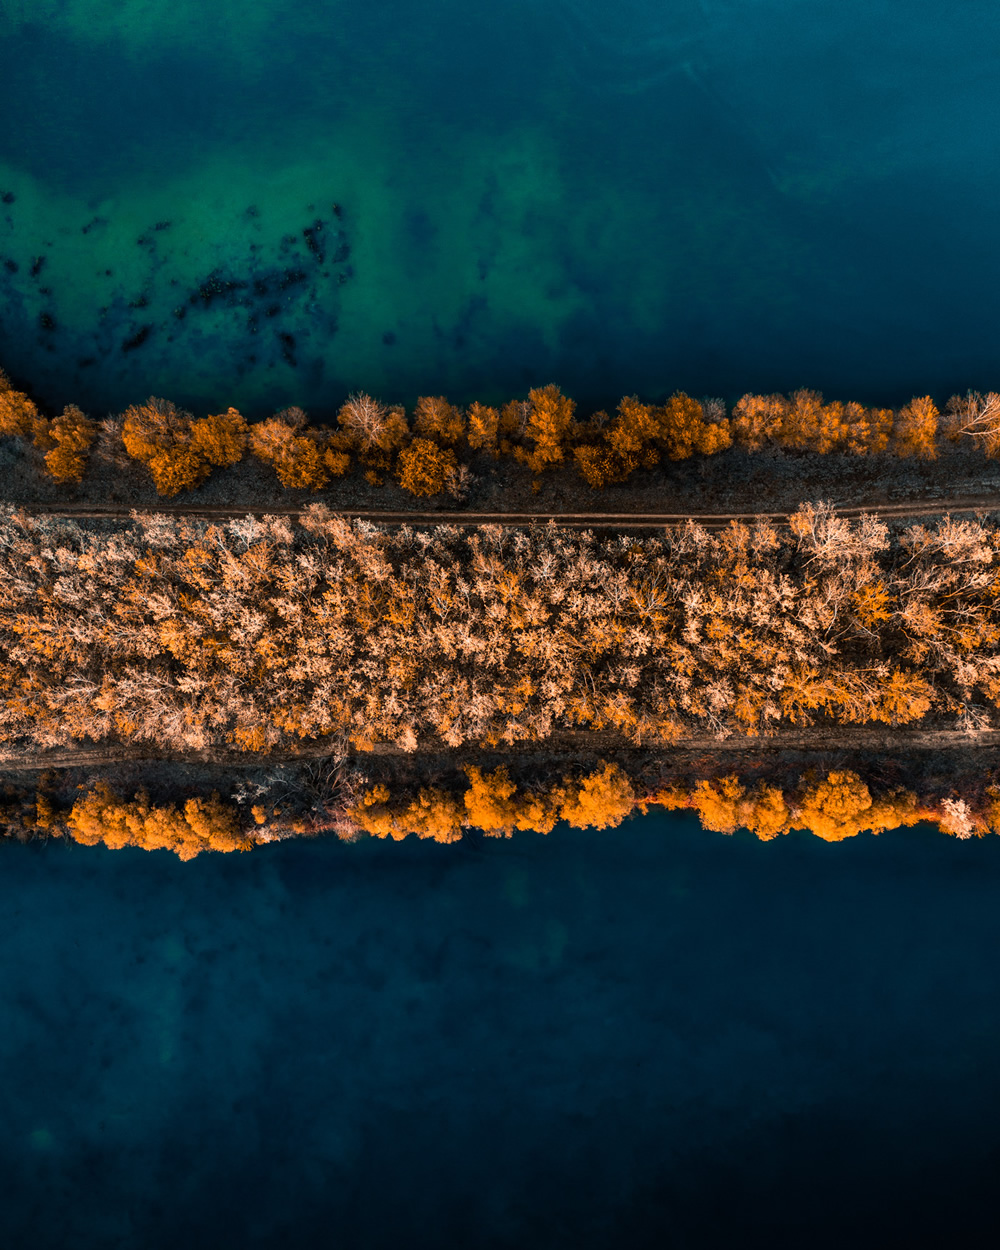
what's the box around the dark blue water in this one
[1,0,998,420]
[3,814,1000,1248]
[3,3,1000,1243]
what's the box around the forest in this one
[3,501,999,757]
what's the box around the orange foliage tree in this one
[658,393,732,461]
[42,405,97,483]
[893,395,938,459]
[512,384,577,475]
[467,401,500,457]
[0,369,45,441]
[67,783,246,860]
[558,762,634,830]
[396,437,458,496]
[248,408,346,490]
[413,396,465,446]
[729,393,789,450]
[190,407,249,467]
[123,397,249,495]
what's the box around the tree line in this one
[2,760,995,859]
[3,369,1000,497]
[1,502,999,759]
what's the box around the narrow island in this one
[3,368,1000,856]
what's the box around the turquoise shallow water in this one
[1,0,998,420]
[4,2,1000,1244]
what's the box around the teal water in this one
[1,0,998,419]
[4,2,1000,1244]
[4,813,1000,1248]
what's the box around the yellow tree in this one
[729,393,788,450]
[248,415,332,490]
[892,395,938,459]
[463,764,519,836]
[43,404,97,483]
[189,407,248,467]
[559,762,635,830]
[414,396,465,446]
[778,390,850,453]
[513,384,577,474]
[658,393,732,460]
[122,396,218,495]
[793,770,873,841]
[0,369,45,441]
[396,437,457,496]
[844,401,893,455]
[467,401,500,457]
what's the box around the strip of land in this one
[4,726,1000,770]
[10,494,1000,528]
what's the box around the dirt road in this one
[11,496,1000,529]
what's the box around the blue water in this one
[4,813,1000,1248]
[1,0,998,420]
[4,2,1000,1243]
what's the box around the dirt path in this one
[2,726,997,770]
[10,495,1000,528]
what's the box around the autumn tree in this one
[574,393,730,487]
[189,407,248,467]
[574,396,660,487]
[67,782,246,860]
[349,784,465,843]
[776,389,849,453]
[559,762,635,830]
[512,384,577,474]
[42,405,97,483]
[396,437,458,496]
[844,401,894,455]
[892,395,939,459]
[463,764,520,836]
[467,401,500,457]
[658,392,732,461]
[413,396,465,446]
[338,391,408,455]
[792,770,875,841]
[729,392,788,450]
[248,410,339,491]
[0,369,45,442]
[121,400,232,497]
[944,391,1000,455]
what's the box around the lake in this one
[1,0,998,421]
[3,813,1000,1247]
